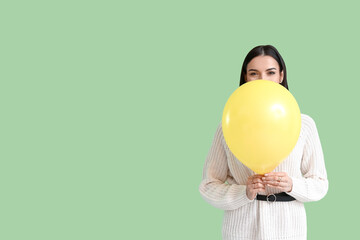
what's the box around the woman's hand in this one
[246,174,266,200]
[262,172,293,193]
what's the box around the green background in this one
[1,0,358,239]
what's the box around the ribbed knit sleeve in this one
[199,123,253,211]
[287,115,329,202]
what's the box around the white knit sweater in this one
[199,114,328,240]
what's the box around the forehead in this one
[247,55,280,70]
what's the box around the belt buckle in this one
[266,194,277,203]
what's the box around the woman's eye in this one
[268,72,275,75]
[250,72,257,76]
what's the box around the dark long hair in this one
[239,45,289,90]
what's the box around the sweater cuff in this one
[242,190,255,204]
[222,185,255,210]
[287,177,307,201]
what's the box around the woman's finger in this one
[264,172,287,177]
[252,178,264,184]
[266,182,291,192]
[262,176,288,183]
[248,175,265,185]
[251,182,266,189]
[265,181,287,188]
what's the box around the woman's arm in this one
[199,123,254,210]
[287,116,329,202]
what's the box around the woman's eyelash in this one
[249,72,275,75]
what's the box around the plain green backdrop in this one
[0,0,359,239]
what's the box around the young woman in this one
[199,45,328,240]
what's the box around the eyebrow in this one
[248,68,277,72]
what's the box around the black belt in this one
[256,192,296,202]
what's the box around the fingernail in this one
[264,174,268,176]
[262,177,265,180]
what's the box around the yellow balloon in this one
[222,80,301,174]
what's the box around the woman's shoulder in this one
[301,113,319,133]
[216,121,224,136]
[301,113,316,123]
[301,113,314,123]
